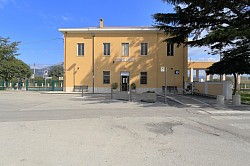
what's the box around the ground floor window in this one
[140,72,147,84]
[103,71,110,84]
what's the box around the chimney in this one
[99,18,104,28]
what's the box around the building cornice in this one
[58,27,163,34]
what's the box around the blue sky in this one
[0,0,219,68]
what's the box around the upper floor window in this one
[167,43,174,56]
[140,72,147,84]
[122,43,129,56]
[141,43,148,55]
[77,43,84,56]
[103,71,110,84]
[103,43,110,56]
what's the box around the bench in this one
[74,85,88,92]
[192,92,216,98]
[162,86,178,93]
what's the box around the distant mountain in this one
[30,62,63,77]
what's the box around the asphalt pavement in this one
[0,91,250,166]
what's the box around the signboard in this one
[43,70,48,78]
[115,58,134,62]
[43,70,48,75]
[161,67,167,72]
[59,77,64,81]
[175,70,180,75]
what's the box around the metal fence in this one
[240,83,250,93]
[0,80,63,91]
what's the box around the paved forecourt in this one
[0,91,250,166]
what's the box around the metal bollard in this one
[111,87,113,99]
[82,86,84,97]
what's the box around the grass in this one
[240,92,250,104]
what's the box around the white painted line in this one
[181,95,210,106]
[186,104,201,108]
[211,116,250,120]
[197,111,209,114]
[230,123,250,129]
[208,111,250,114]
[166,96,186,105]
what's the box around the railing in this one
[0,80,63,91]
[240,83,250,93]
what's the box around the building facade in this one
[59,19,188,93]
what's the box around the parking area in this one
[0,91,250,166]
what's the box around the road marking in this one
[207,111,250,114]
[230,123,250,129]
[187,104,203,108]
[211,116,250,120]
[180,95,210,106]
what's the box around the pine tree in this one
[153,0,250,95]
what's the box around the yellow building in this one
[59,19,188,93]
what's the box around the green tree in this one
[0,36,31,82]
[48,65,64,79]
[153,0,249,52]
[153,0,250,95]
[0,36,20,60]
[0,58,31,82]
[207,48,250,95]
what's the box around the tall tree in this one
[0,58,31,82]
[0,36,31,82]
[0,36,20,60]
[48,65,64,79]
[153,0,250,95]
[153,0,250,54]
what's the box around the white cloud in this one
[61,16,69,21]
[188,46,220,62]
[187,29,220,62]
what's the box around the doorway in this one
[120,72,130,91]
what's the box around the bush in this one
[131,83,136,90]
[111,82,118,89]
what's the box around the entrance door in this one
[120,72,130,91]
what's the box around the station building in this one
[59,19,188,93]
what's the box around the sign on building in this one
[161,67,167,72]
[175,70,180,75]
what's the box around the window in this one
[77,43,84,56]
[122,43,129,56]
[103,71,110,84]
[141,43,148,55]
[167,43,174,56]
[140,72,147,84]
[103,43,110,56]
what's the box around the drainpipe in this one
[182,43,186,93]
[92,33,95,94]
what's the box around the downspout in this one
[92,33,95,94]
[156,32,159,90]
[182,43,186,92]
[64,32,67,92]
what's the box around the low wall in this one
[113,91,129,101]
[191,81,232,100]
[64,86,162,94]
